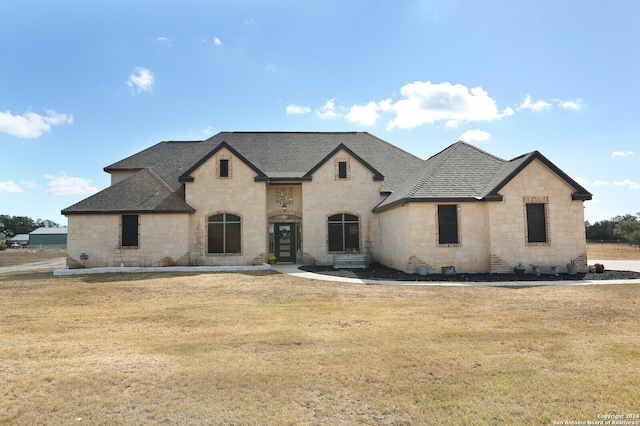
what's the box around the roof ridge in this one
[406,143,461,197]
[146,168,177,193]
[230,131,361,135]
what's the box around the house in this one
[29,227,68,247]
[62,132,592,273]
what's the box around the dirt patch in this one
[300,262,640,282]
[0,248,67,267]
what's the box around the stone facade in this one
[374,158,588,273]
[65,138,589,273]
[185,146,268,266]
[67,213,190,268]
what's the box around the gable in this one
[374,142,592,213]
[178,141,266,183]
[487,151,592,201]
[304,144,384,181]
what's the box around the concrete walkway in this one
[271,261,640,287]
[4,257,636,286]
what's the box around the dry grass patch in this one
[1,269,639,424]
[587,242,640,260]
[0,248,66,267]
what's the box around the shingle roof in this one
[62,169,195,214]
[374,141,592,211]
[64,132,591,215]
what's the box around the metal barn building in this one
[29,227,68,247]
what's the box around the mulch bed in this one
[299,263,640,282]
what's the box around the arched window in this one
[208,213,241,254]
[328,213,359,252]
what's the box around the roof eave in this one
[572,192,593,201]
[256,176,313,182]
[63,208,195,216]
[373,196,501,213]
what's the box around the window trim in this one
[338,161,347,179]
[207,213,242,254]
[334,158,350,180]
[219,159,229,177]
[327,213,360,253]
[437,204,460,246]
[121,214,139,248]
[525,200,549,245]
[217,156,232,179]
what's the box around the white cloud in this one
[126,67,154,93]
[459,129,490,143]
[554,97,583,110]
[21,180,37,189]
[384,81,513,130]
[202,126,214,136]
[0,180,23,193]
[316,99,340,120]
[157,37,173,46]
[593,180,609,186]
[346,101,380,126]
[518,94,552,112]
[46,173,98,195]
[0,109,73,139]
[612,150,634,157]
[571,175,587,185]
[213,36,223,46]
[613,179,640,189]
[286,104,311,115]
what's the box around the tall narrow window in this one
[122,215,139,247]
[526,203,547,243]
[438,205,458,244]
[219,159,229,177]
[208,213,241,254]
[328,213,359,252]
[338,161,347,179]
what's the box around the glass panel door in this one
[275,223,296,263]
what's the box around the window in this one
[438,205,458,244]
[328,213,359,252]
[208,213,241,254]
[219,159,229,177]
[526,203,547,243]
[122,215,139,247]
[335,158,350,180]
[338,161,347,179]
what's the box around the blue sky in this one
[1,0,638,225]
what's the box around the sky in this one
[1,0,639,226]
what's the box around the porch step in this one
[333,254,370,269]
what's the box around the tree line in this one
[0,215,61,237]
[586,213,640,246]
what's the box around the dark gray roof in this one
[62,169,194,214]
[374,141,592,212]
[64,133,591,215]
[107,132,425,192]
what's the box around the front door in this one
[275,223,296,263]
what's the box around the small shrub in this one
[0,244,7,251]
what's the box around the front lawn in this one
[1,270,638,424]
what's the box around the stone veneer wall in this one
[487,159,588,273]
[66,213,190,268]
[301,149,381,265]
[375,202,491,273]
[184,147,268,266]
[374,159,588,274]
